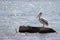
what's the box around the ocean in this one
[0,0,60,40]
[0,33,60,40]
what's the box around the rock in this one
[19,25,56,33]
[39,28,56,33]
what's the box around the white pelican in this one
[37,12,48,27]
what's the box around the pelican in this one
[37,12,48,27]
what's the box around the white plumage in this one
[37,12,48,27]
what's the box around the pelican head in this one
[37,12,42,18]
[39,12,42,16]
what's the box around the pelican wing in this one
[40,18,48,26]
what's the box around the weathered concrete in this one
[19,25,56,33]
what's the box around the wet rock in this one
[19,25,56,33]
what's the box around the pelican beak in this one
[36,15,39,18]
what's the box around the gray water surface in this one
[0,33,60,40]
[0,0,60,34]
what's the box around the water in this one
[0,33,60,40]
[0,0,60,40]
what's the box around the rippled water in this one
[0,0,60,40]
[0,33,60,40]
[0,0,60,33]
